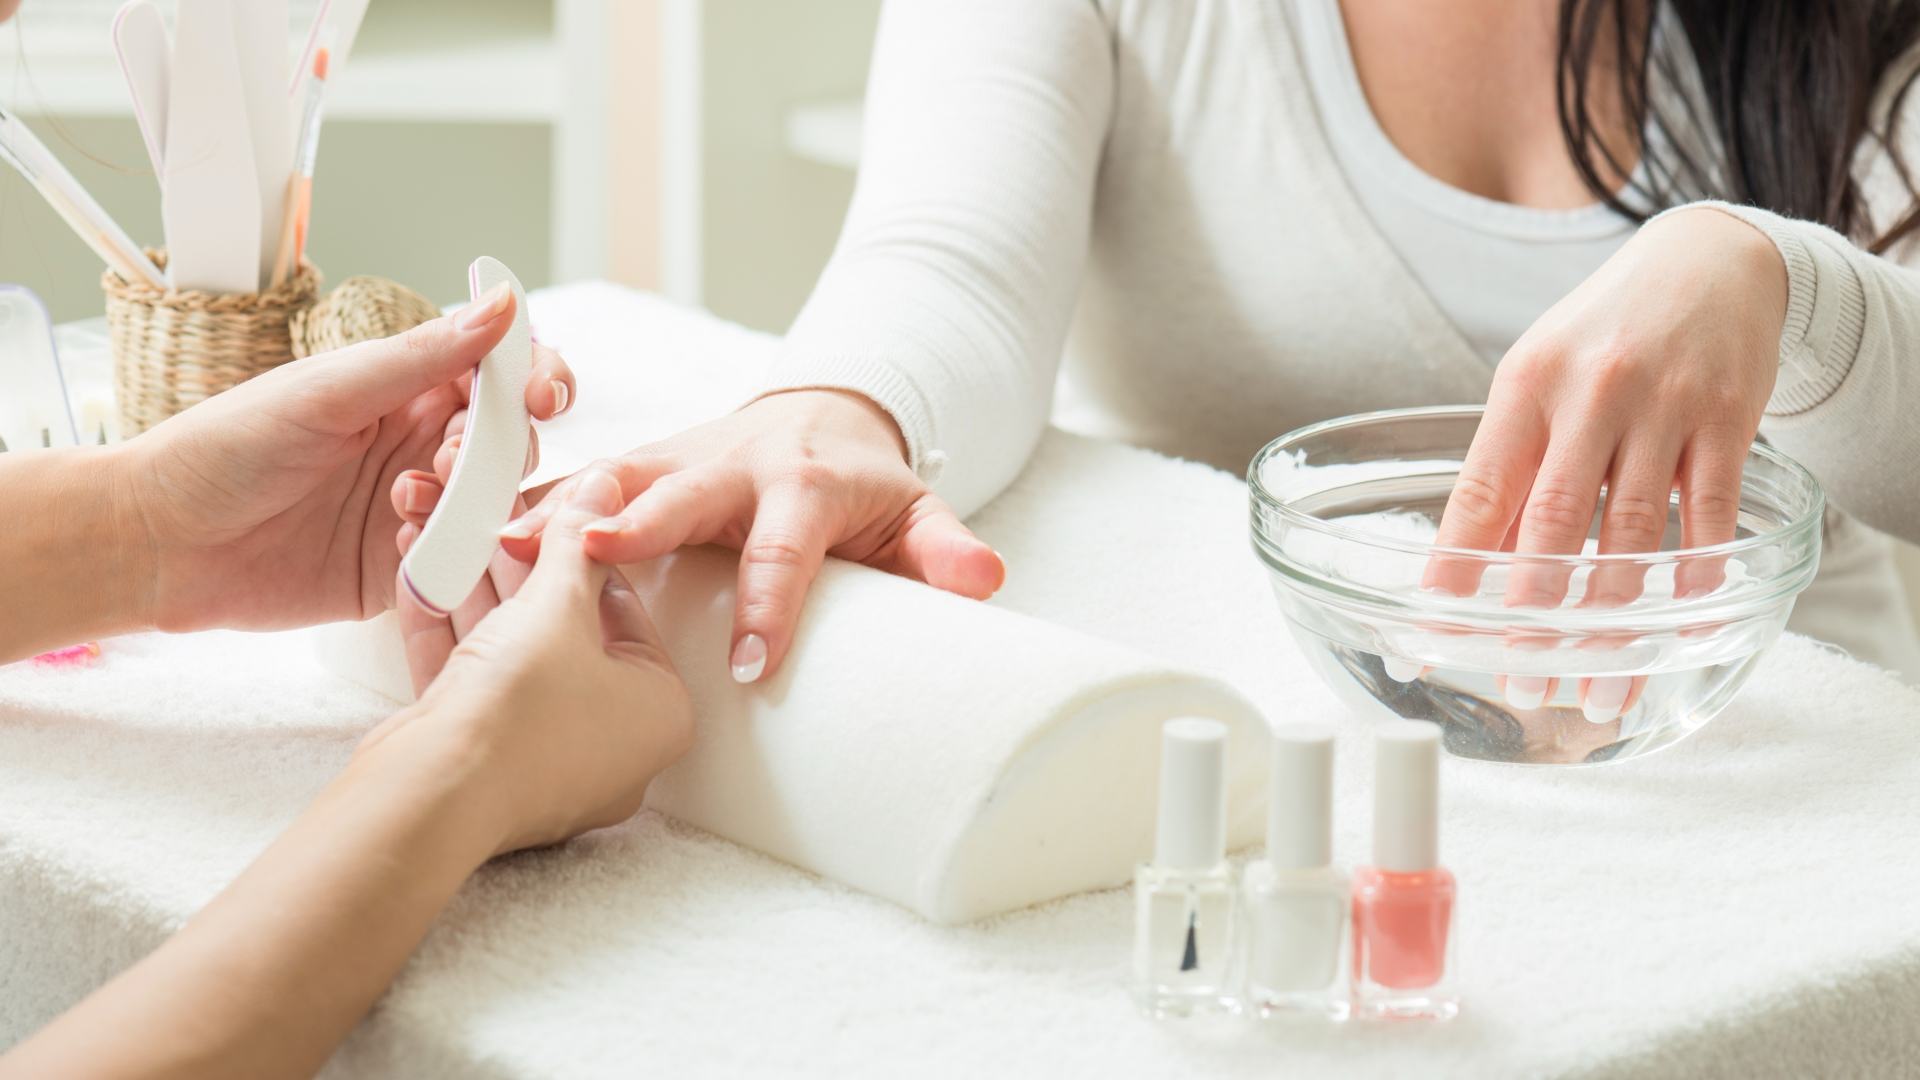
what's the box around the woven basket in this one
[104,251,321,435]
[291,275,443,359]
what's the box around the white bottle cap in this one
[1372,721,1441,872]
[1265,723,1335,870]
[1153,718,1229,871]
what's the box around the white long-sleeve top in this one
[766,0,1920,676]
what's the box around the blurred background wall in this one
[0,0,875,327]
[3,0,1917,624]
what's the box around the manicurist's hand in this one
[129,286,573,633]
[395,387,1006,685]
[0,466,691,1080]
[1429,207,1786,603]
[384,464,695,852]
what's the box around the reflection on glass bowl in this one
[1248,407,1823,766]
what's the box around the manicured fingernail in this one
[402,479,437,516]
[1504,675,1549,711]
[551,379,571,415]
[453,283,511,330]
[730,633,767,684]
[1582,676,1631,724]
[582,518,624,536]
[498,518,536,540]
[1383,657,1423,683]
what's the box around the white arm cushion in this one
[316,547,1267,923]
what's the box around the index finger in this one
[1425,403,1548,596]
[522,466,627,603]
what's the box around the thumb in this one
[890,498,1005,600]
[274,284,518,435]
[523,465,626,602]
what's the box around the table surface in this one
[6,283,1920,1079]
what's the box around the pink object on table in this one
[32,642,101,667]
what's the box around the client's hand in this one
[375,465,694,853]
[124,286,574,634]
[394,388,1005,685]
[1428,208,1784,600]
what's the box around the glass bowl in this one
[1248,406,1823,765]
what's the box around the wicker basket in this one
[104,251,321,436]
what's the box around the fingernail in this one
[551,379,571,415]
[730,633,767,684]
[582,518,624,536]
[454,283,511,330]
[1382,656,1423,683]
[498,518,536,540]
[402,479,437,516]
[1582,676,1631,724]
[1504,675,1549,711]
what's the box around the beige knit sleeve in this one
[1655,190,1920,543]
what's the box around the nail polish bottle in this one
[1352,721,1458,1020]
[1240,723,1349,1020]
[1133,718,1237,1018]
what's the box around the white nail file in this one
[401,256,533,615]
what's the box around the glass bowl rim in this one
[1247,405,1825,566]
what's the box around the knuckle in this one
[745,530,816,574]
[398,318,450,362]
[783,458,837,496]
[1687,488,1741,527]
[1585,351,1638,396]
[1447,473,1514,529]
[1603,494,1668,544]
[1524,484,1595,535]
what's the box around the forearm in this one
[0,711,501,1080]
[0,444,154,663]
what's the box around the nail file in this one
[164,0,261,294]
[233,0,292,287]
[401,257,533,615]
[111,0,171,179]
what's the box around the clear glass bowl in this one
[1248,406,1823,765]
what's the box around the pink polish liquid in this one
[1352,722,1459,1020]
[1352,867,1454,988]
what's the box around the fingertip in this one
[397,521,421,556]
[940,540,1006,600]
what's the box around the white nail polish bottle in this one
[1132,718,1238,1018]
[1240,723,1350,1019]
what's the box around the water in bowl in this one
[1289,630,1763,765]
[1272,487,1784,766]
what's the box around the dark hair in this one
[1557,0,1920,253]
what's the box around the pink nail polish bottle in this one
[1351,722,1458,1020]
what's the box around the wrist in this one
[753,387,909,463]
[101,441,162,632]
[1657,206,1790,337]
[0,444,157,661]
[345,696,518,862]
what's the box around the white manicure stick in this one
[401,256,533,614]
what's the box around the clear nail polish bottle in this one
[1352,722,1458,1021]
[1240,723,1349,1020]
[1133,718,1238,1018]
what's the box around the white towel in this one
[5,284,1920,1078]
